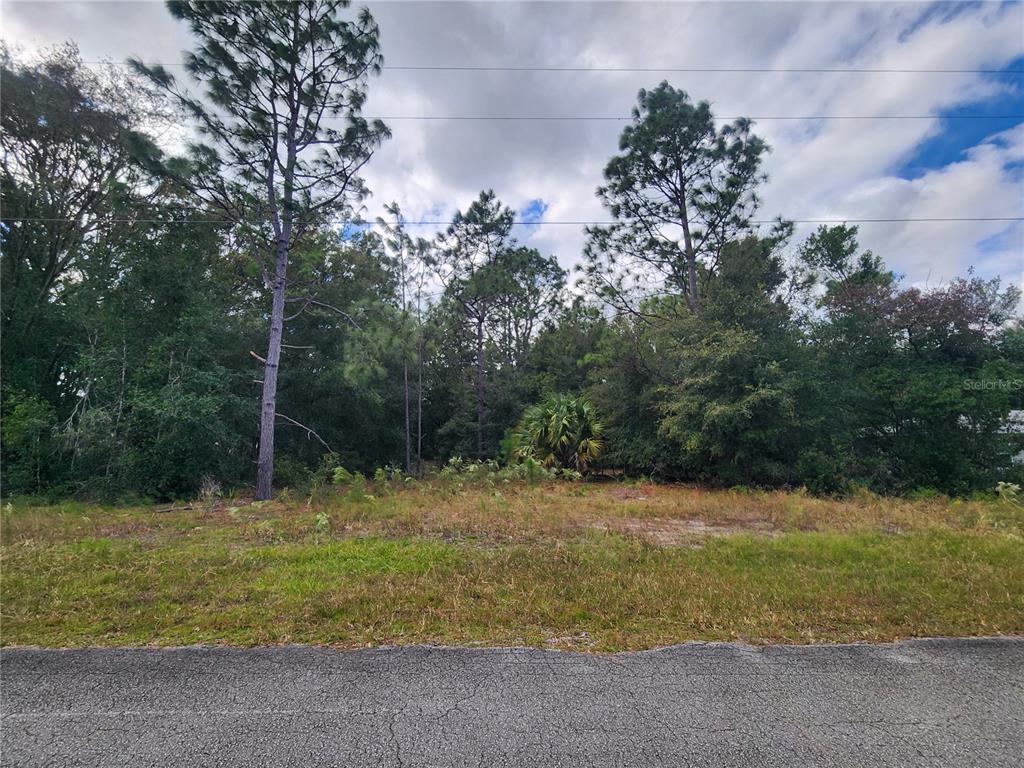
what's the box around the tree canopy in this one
[132,0,389,498]
[583,82,771,315]
[2,34,1021,501]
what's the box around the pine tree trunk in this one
[256,56,298,500]
[475,315,485,458]
[677,192,699,313]
[685,249,699,313]
[416,332,423,476]
[403,359,411,474]
[255,238,289,500]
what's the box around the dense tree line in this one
[2,8,1022,500]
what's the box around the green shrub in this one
[512,394,604,473]
[332,466,356,485]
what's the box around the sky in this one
[4,0,1023,293]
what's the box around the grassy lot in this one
[2,481,1022,650]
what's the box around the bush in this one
[332,466,356,485]
[436,455,574,491]
[512,394,604,473]
[795,448,852,497]
[0,390,57,495]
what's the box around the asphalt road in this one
[2,638,1021,767]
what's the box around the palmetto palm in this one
[514,394,604,473]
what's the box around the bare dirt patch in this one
[591,516,777,546]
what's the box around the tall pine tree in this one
[134,0,389,498]
[583,82,768,315]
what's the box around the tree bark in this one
[400,237,412,475]
[403,358,411,474]
[678,193,699,313]
[416,331,423,476]
[255,237,289,500]
[255,8,300,501]
[475,315,485,458]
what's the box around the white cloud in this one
[833,124,1024,288]
[4,0,1022,289]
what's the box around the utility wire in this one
[4,217,1022,225]
[70,61,1024,120]
[366,114,1021,121]
[384,65,1024,75]
[82,60,1024,75]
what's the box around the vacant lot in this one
[2,482,1022,650]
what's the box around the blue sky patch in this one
[340,221,370,241]
[894,55,1023,179]
[977,224,1022,255]
[516,198,549,234]
[898,1,980,43]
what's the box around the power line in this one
[367,114,1021,121]
[386,217,1022,225]
[4,216,1022,225]
[68,61,1024,121]
[82,60,1024,75]
[385,65,1024,75]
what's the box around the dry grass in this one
[2,481,1022,650]
[3,481,1016,547]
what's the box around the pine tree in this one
[583,82,768,315]
[134,0,389,498]
[433,191,516,457]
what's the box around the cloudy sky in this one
[5,0,1023,291]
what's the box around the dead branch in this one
[276,412,333,451]
[285,296,362,329]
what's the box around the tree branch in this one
[276,413,333,451]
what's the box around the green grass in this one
[2,484,1022,650]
